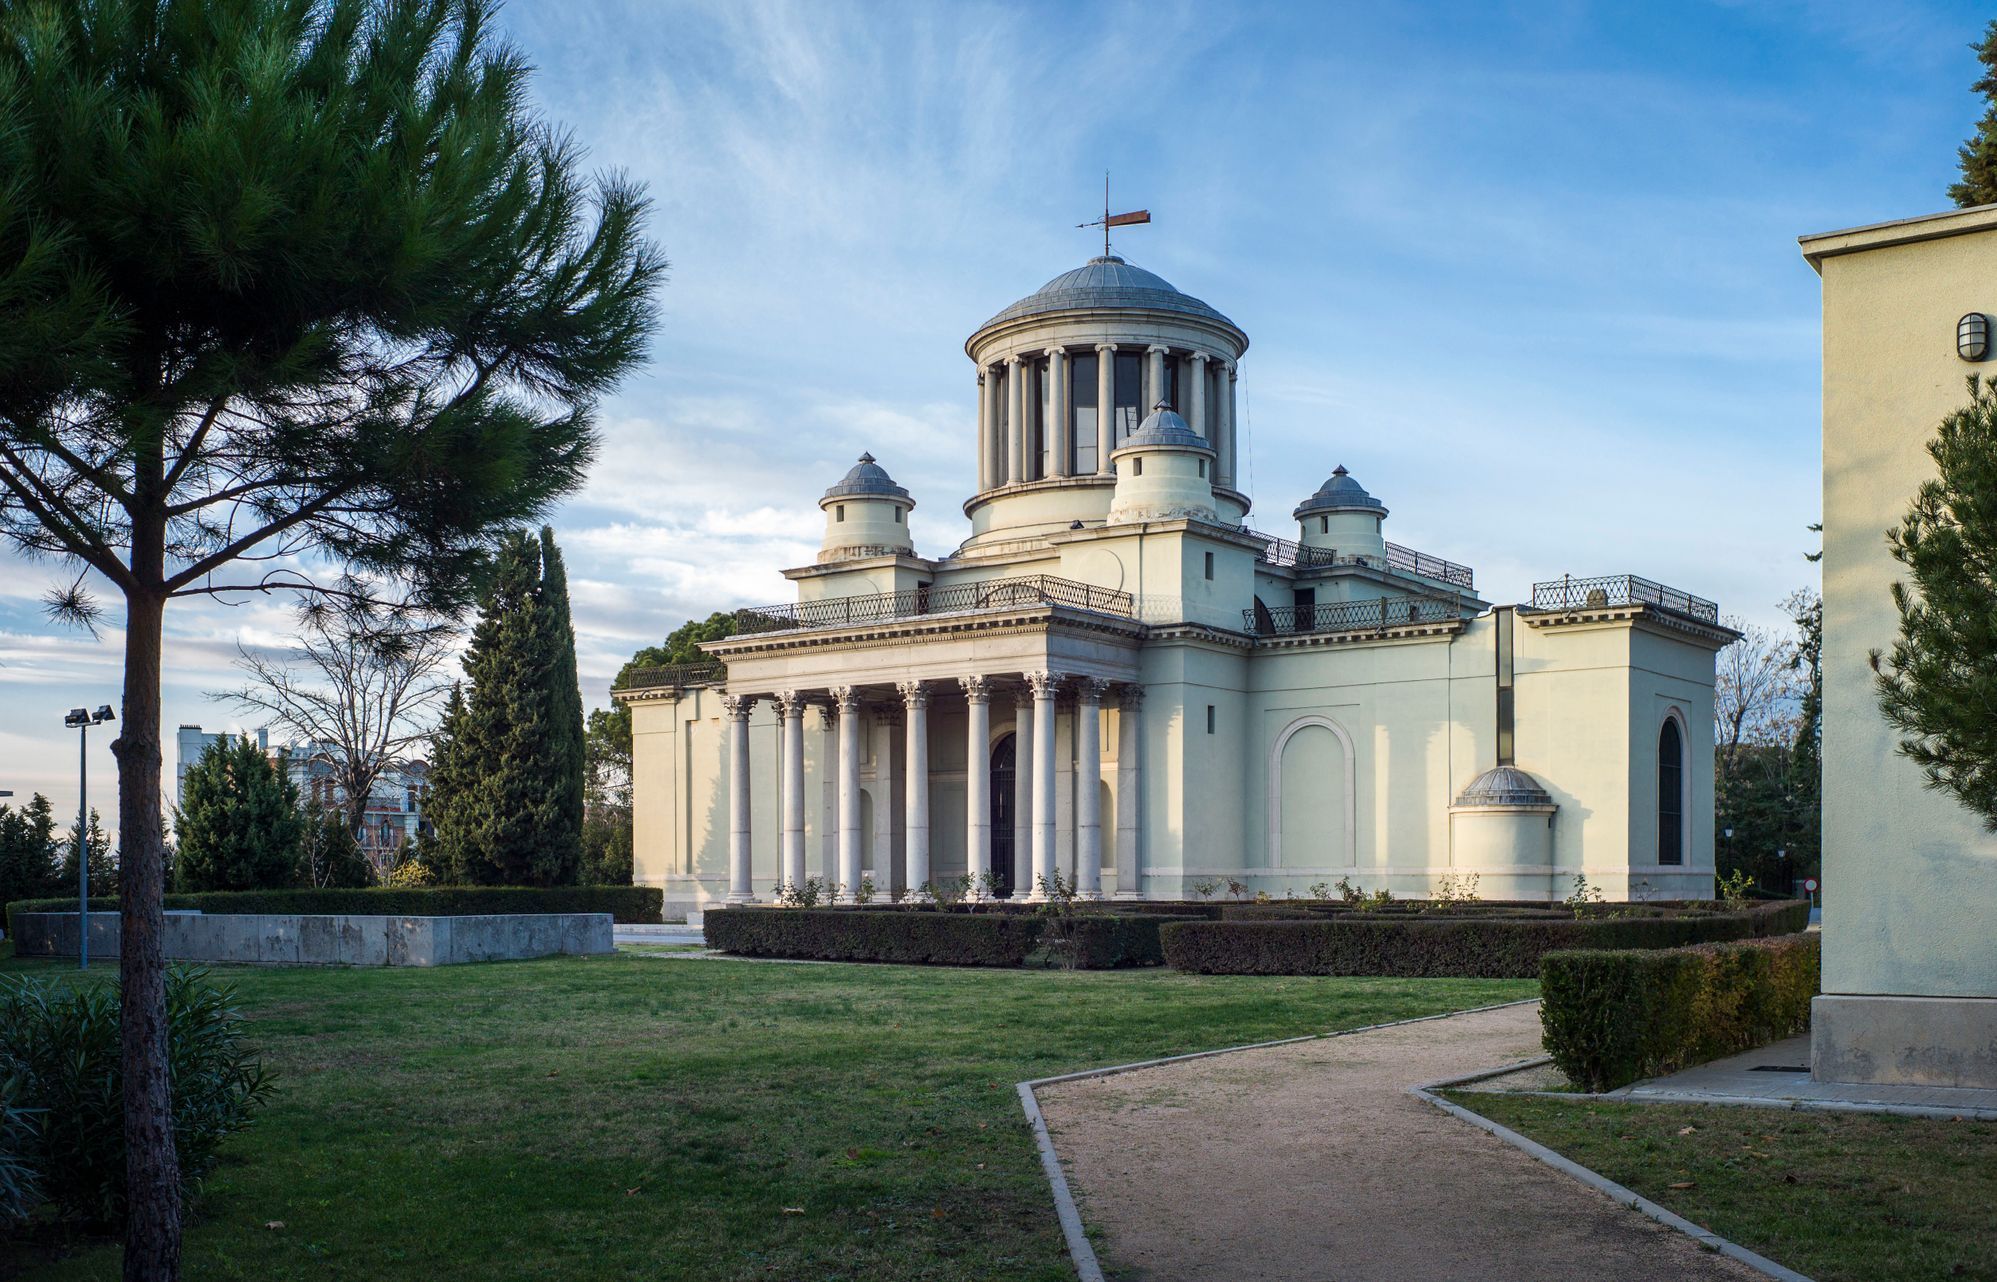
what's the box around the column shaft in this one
[962,677,991,893]
[1006,357,1024,484]
[1013,691,1034,896]
[1189,353,1210,439]
[779,693,806,892]
[900,683,930,897]
[1049,348,1070,478]
[724,694,756,903]
[1027,671,1060,899]
[835,688,862,900]
[1224,366,1238,490]
[975,373,990,492]
[819,708,838,883]
[1075,680,1105,899]
[1146,345,1168,411]
[1114,686,1144,899]
[1095,343,1116,472]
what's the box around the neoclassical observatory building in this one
[616,255,1735,917]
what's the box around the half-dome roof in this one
[978,255,1237,331]
[1453,765,1556,808]
[1294,465,1387,521]
[821,452,912,504]
[1113,403,1215,455]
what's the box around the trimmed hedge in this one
[1541,932,1820,1092]
[1159,901,1810,978]
[705,908,1045,966]
[4,885,662,934]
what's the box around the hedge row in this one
[4,885,663,934]
[1158,900,1810,978]
[702,908,1183,968]
[1541,932,1821,1092]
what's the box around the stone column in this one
[1114,685,1145,899]
[1095,343,1116,472]
[1005,356,1024,485]
[777,691,807,895]
[975,372,990,492]
[833,687,862,900]
[1189,352,1210,440]
[1145,345,1169,412]
[1012,687,1034,896]
[1026,671,1061,899]
[819,705,839,883]
[1074,679,1106,899]
[961,676,991,893]
[1223,363,1238,490]
[723,694,756,903]
[1049,347,1070,478]
[899,682,930,898]
[873,702,901,899]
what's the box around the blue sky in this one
[0,0,1986,828]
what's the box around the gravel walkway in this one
[1036,1002,1766,1282]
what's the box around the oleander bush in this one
[0,968,273,1229]
[5,884,663,935]
[1540,931,1821,1092]
[0,1079,37,1231]
[1159,901,1809,978]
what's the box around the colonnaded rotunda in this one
[615,253,1736,918]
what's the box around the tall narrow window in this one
[1113,351,1143,446]
[1161,355,1180,412]
[1658,718,1684,866]
[1071,352,1098,473]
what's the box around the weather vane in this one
[1078,172,1149,258]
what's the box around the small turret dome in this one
[1113,403,1215,456]
[1453,765,1555,808]
[1294,465,1387,522]
[820,452,912,506]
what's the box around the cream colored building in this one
[1802,205,1997,1089]
[617,255,1732,917]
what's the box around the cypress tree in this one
[173,737,305,891]
[539,527,586,882]
[425,684,478,883]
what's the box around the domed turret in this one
[1107,403,1218,525]
[818,453,914,562]
[1449,763,1559,889]
[1295,465,1387,562]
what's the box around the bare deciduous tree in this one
[1715,615,1801,773]
[221,594,451,872]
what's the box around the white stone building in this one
[618,255,1733,917]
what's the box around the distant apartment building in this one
[175,724,429,868]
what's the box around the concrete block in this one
[1813,994,1997,1089]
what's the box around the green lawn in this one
[2,950,1530,1280]
[1444,1092,1997,1282]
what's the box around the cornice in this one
[1249,618,1468,651]
[1520,604,1739,649]
[701,604,1149,659]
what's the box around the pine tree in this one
[173,737,306,891]
[0,794,62,909]
[538,527,586,881]
[56,807,118,900]
[425,684,477,883]
[1951,20,1997,207]
[1873,378,1997,827]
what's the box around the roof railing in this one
[1244,594,1465,638]
[732,574,1136,636]
[612,661,726,692]
[1246,528,1474,590]
[1527,574,1719,624]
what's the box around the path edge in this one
[1015,997,1542,1282]
[1411,1064,1816,1282]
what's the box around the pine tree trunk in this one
[115,582,181,1278]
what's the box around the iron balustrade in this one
[1528,575,1719,624]
[1247,528,1474,590]
[612,661,726,691]
[1245,594,1465,637]
[733,575,1136,636]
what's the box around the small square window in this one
[836,505,846,522]
[1133,457,1143,477]
[1203,551,1214,580]
[1198,458,1207,478]
[1206,705,1216,734]
[893,508,902,523]
[1320,516,1329,534]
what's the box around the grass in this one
[1442,1092,1997,1282]
[0,951,1530,1280]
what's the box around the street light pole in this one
[64,705,115,970]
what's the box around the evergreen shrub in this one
[1540,932,1821,1092]
[1158,901,1809,978]
[0,969,272,1228]
[706,908,1045,966]
[5,885,662,934]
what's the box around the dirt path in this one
[1036,1003,1766,1282]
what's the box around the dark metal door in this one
[989,734,1016,897]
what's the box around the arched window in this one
[1658,717,1685,866]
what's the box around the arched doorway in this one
[990,733,1016,896]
